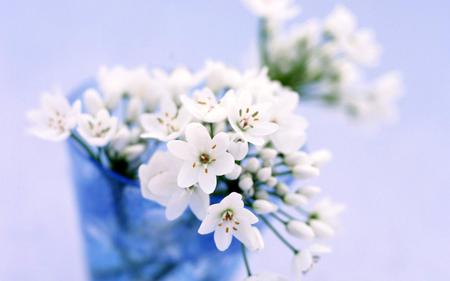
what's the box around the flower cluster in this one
[253,3,404,124]
[27,1,403,280]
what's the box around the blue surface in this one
[1,1,449,280]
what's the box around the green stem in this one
[273,171,291,177]
[258,19,269,66]
[259,215,298,254]
[270,212,288,225]
[70,132,98,161]
[241,243,252,277]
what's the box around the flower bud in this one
[286,220,315,240]
[309,220,335,238]
[284,193,308,206]
[126,97,142,122]
[260,148,278,161]
[123,144,146,161]
[275,183,289,196]
[225,164,242,180]
[228,134,248,161]
[293,165,320,179]
[266,177,278,187]
[310,149,332,167]
[247,227,264,251]
[256,167,272,182]
[252,199,278,214]
[284,151,309,166]
[245,157,261,173]
[83,88,104,115]
[239,175,253,191]
[255,190,269,200]
[297,185,321,198]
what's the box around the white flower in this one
[225,164,243,180]
[267,91,308,153]
[198,192,259,251]
[242,0,300,25]
[324,5,357,39]
[140,97,191,141]
[224,90,278,146]
[252,199,278,214]
[284,193,308,207]
[343,28,381,66]
[82,88,105,115]
[247,226,265,251]
[239,175,254,192]
[152,66,198,101]
[167,123,235,194]
[199,60,242,92]
[296,185,321,198]
[27,92,81,141]
[77,109,118,147]
[292,244,331,278]
[180,88,227,123]
[138,151,210,220]
[244,272,288,281]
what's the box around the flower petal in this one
[214,226,233,251]
[189,187,210,220]
[211,132,230,155]
[209,152,235,175]
[177,162,199,188]
[185,122,211,151]
[198,170,217,194]
[167,140,193,160]
[165,189,191,220]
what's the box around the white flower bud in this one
[247,227,264,251]
[284,193,308,206]
[255,190,269,200]
[266,177,278,187]
[309,220,335,238]
[228,134,248,161]
[298,185,322,198]
[286,220,315,240]
[252,199,278,214]
[284,151,309,166]
[83,88,104,115]
[260,148,278,161]
[256,167,272,182]
[275,183,289,196]
[126,97,142,122]
[310,149,332,167]
[239,174,254,191]
[225,164,242,180]
[245,157,261,173]
[293,165,320,179]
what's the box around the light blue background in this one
[1,0,449,280]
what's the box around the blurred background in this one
[1,0,449,280]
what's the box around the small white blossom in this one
[77,109,118,147]
[140,97,191,141]
[167,123,235,194]
[242,0,300,26]
[284,193,308,207]
[292,244,332,278]
[82,88,105,115]
[199,60,242,92]
[198,192,259,251]
[309,149,332,168]
[27,92,81,141]
[180,87,227,123]
[224,89,279,146]
[245,157,261,173]
[257,167,272,182]
[309,198,345,238]
[152,66,198,102]
[228,133,249,161]
[296,185,321,198]
[324,5,357,39]
[293,164,320,179]
[239,175,254,192]
[225,164,243,180]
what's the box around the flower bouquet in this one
[27,1,402,280]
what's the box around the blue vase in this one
[67,82,241,281]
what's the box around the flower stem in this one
[70,132,98,161]
[259,215,298,254]
[241,243,252,277]
[270,212,288,225]
[258,19,269,66]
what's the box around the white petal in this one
[177,162,199,188]
[185,122,211,151]
[189,188,210,220]
[248,121,279,137]
[198,170,217,194]
[211,132,230,155]
[167,140,193,160]
[209,152,235,175]
[310,220,335,238]
[214,226,233,251]
[198,213,220,235]
[237,208,259,224]
[165,189,191,220]
[293,250,313,275]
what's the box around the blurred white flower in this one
[242,0,300,26]
[140,97,191,141]
[77,109,118,147]
[180,88,227,123]
[152,66,198,102]
[167,123,235,194]
[199,60,242,92]
[82,88,105,115]
[252,199,278,214]
[228,133,249,161]
[309,198,345,238]
[292,244,332,278]
[27,92,81,141]
[198,192,259,251]
[138,151,210,220]
[223,89,278,145]
[286,220,315,240]
[324,5,357,39]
